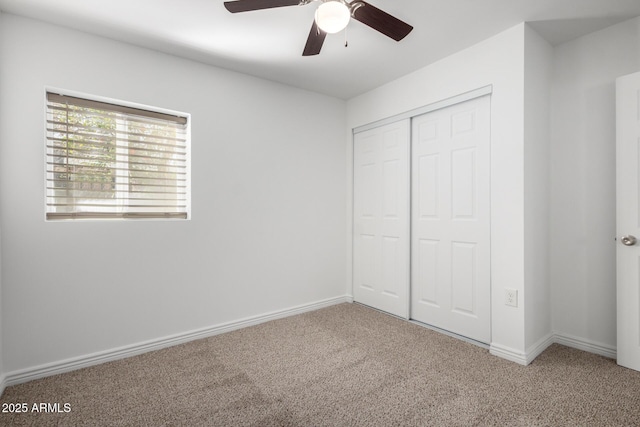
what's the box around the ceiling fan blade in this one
[302,20,327,56]
[224,0,301,13]
[351,1,413,41]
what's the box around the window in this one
[45,92,190,220]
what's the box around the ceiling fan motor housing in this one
[315,1,351,34]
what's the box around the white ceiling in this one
[1,0,639,99]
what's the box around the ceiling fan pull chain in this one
[344,25,348,47]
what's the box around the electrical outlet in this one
[505,288,518,307]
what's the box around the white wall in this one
[0,14,347,374]
[523,25,553,353]
[550,17,640,353]
[347,24,529,360]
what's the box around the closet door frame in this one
[353,86,492,135]
[351,85,492,329]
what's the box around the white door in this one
[411,95,491,343]
[353,120,410,318]
[616,72,640,371]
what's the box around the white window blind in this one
[46,92,189,220]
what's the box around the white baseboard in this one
[4,295,351,388]
[490,343,528,365]
[490,334,554,366]
[525,333,555,365]
[0,374,7,398]
[554,332,616,360]
[491,332,615,366]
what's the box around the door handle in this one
[621,235,637,246]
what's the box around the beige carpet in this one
[1,303,639,426]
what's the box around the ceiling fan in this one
[223,0,413,56]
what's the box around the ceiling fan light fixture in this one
[315,1,350,34]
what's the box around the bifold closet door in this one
[353,120,410,318]
[411,95,491,343]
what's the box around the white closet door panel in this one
[418,154,440,218]
[353,120,410,318]
[411,95,491,343]
[415,238,440,306]
[359,234,378,291]
[451,241,477,315]
[451,148,476,219]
